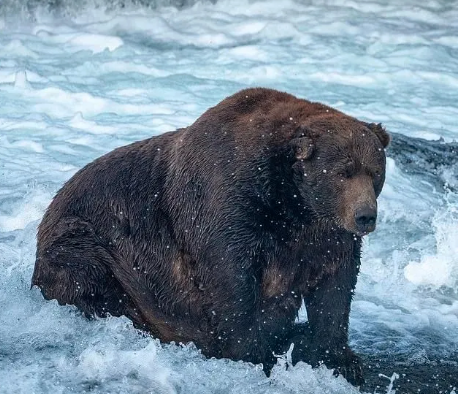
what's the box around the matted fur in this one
[32,88,389,386]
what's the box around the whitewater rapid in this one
[0,0,457,393]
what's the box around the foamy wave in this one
[0,0,456,392]
[404,201,458,288]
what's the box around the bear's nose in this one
[354,207,377,233]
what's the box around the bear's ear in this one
[367,122,390,148]
[291,137,315,160]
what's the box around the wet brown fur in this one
[32,88,389,386]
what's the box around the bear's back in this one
[37,130,177,248]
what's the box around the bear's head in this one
[290,118,389,236]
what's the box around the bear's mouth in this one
[338,218,377,237]
[354,230,371,237]
[353,223,376,237]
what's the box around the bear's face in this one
[291,121,388,236]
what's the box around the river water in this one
[0,0,457,393]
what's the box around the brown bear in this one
[32,88,389,386]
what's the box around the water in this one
[0,0,457,393]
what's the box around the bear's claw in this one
[333,350,365,386]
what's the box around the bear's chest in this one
[261,235,355,299]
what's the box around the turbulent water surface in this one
[0,0,457,393]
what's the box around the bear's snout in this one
[354,206,377,235]
[338,175,379,236]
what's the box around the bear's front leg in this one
[293,254,364,386]
[210,274,301,371]
[200,241,302,371]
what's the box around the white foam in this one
[88,61,171,77]
[14,69,32,89]
[20,86,176,118]
[0,188,51,232]
[69,112,118,134]
[67,33,123,52]
[0,0,457,392]
[222,45,269,61]
[76,342,176,393]
[0,68,47,84]
[2,38,38,58]
[404,205,458,288]
[309,71,375,86]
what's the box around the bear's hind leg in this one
[32,217,139,322]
